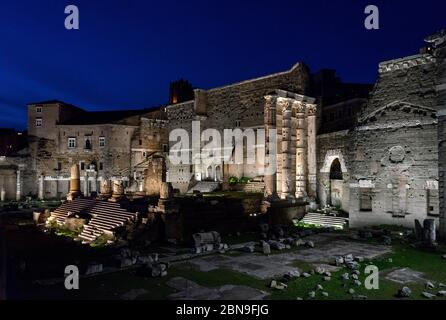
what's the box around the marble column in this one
[294,101,307,199]
[16,170,21,201]
[38,175,44,200]
[306,104,317,199]
[280,99,293,199]
[67,164,82,200]
[83,172,89,196]
[264,95,278,201]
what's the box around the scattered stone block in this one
[346,261,360,270]
[425,281,435,290]
[397,287,412,298]
[422,292,436,299]
[241,245,255,253]
[314,266,325,275]
[269,241,286,251]
[335,256,344,266]
[322,291,329,297]
[283,270,300,281]
[261,241,271,255]
[305,241,315,248]
[308,291,316,299]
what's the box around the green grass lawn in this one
[269,242,446,300]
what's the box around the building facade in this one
[1,29,445,236]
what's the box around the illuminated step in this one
[301,213,348,229]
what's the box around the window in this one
[68,137,76,149]
[80,162,85,171]
[139,139,143,146]
[359,188,373,211]
[36,106,42,113]
[427,188,439,216]
[57,162,62,171]
[163,144,168,152]
[99,162,103,171]
[99,136,106,147]
[235,120,241,127]
[36,118,42,127]
[85,137,92,150]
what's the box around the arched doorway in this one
[329,158,343,207]
[207,166,213,180]
[215,166,222,181]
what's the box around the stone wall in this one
[165,63,311,192]
[433,30,446,239]
[348,52,439,229]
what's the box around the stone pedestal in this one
[98,179,112,200]
[109,179,125,202]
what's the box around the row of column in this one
[264,94,317,202]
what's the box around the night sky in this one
[0,0,444,130]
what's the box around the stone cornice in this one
[359,101,437,124]
[378,54,436,73]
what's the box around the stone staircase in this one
[239,181,265,193]
[301,212,349,230]
[78,201,138,243]
[50,198,96,226]
[49,198,138,243]
[187,181,220,194]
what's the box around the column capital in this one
[264,95,277,107]
[307,104,317,116]
[292,100,305,114]
[277,97,292,112]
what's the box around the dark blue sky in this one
[0,0,444,129]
